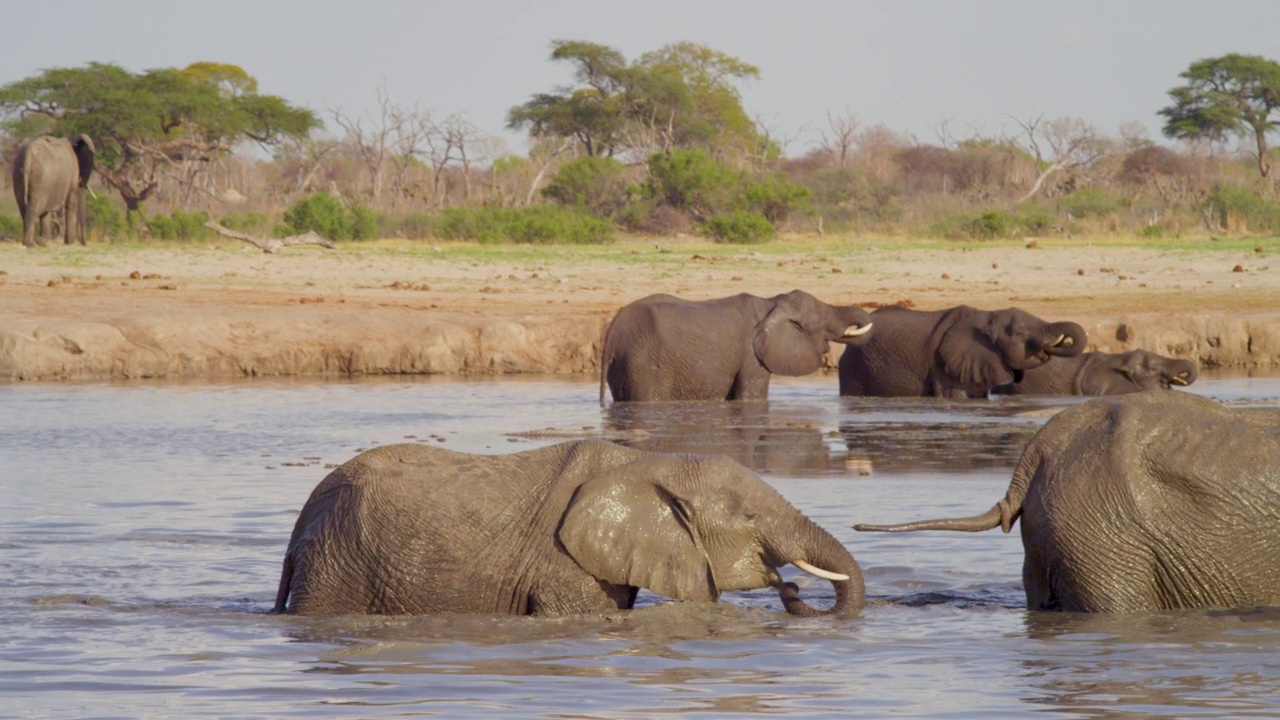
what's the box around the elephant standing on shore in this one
[837,305,1086,398]
[11,135,96,247]
[855,391,1280,612]
[992,349,1197,396]
[274,439,864,617]
[600,290,873,402]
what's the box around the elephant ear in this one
[752,298,825,376]
[73,135,95,187]
[937,318,1016,388]
[559,469,718,602]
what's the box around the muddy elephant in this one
[274,439,864,617]
[600,290,873,402]
[11,134,96,247]
[855,391,1280,612]
[837,305,1086,398]
[992,349,1197,396]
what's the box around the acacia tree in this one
[0,62,318,212]
[1159,53,1280,180]
[507,40,761,164]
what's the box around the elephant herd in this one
[273,288,1280,621]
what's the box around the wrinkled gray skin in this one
[992,349,1197,396]
[11,135,95,247]
[855,391,1280,612]
[837,305,1087,398]
[274,439,864,617]
[600,290,873,402]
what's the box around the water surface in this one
[3,371,1279,718]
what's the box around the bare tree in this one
[819,109,859,169]
[1007,113,1109,202]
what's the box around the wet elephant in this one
[275,439,864,617]
[838,305,1086,398]
[600,290,873,402]
[11,134,95,247]
[855,391,1280,612]
[992,349,1197,396]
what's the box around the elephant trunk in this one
[1042,321,1087,358]
[834,306,875,346]
[1169,359,1198,387]
[75,187,88,245]
[765,514,864,617]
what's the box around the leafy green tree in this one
[507,40,761,162]
[1159,54,1280,179]
[0,62,319,212]
[644,148,743,220]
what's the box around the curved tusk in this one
[842,322,873,338]
[1171,375,1189,386]
[1053,334,1073,348]
[793,559,849,582]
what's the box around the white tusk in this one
[842,322,872,338]
[793,559,849,582]
[1053,334,1073,348]
[1171,375,1189,386]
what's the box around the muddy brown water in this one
[2,372,1279,718]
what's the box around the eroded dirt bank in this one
[2,238,1278,381]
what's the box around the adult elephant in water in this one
[992,349,1197,396]
[11,134,96,247]
[600,290,873,402]
[274,439,863,617]
[855,391,1280,612]
[837,304,1086,398]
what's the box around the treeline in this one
[3,47,1280,244]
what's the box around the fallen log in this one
[203,220,336,253]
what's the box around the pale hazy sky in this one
[5,0,1279,157]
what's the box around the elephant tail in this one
[853,501,1014,533]
[854,437,1038,534]
[271,552,294,614]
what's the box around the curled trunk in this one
[766,514,865,617]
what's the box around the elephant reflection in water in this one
[602,401,844,478]
[837,420,1037,476]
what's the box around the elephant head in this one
[71,135,95,241]
[753,290,873,376]
[936,306,1086,389]
[559,452,863,616]
[1079,349,1197,395]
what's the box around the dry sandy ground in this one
[1,235,1278,381]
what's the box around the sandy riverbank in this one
[1,235,1278,381]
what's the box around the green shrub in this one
[219,211,272,237]
[1202,183,1280,232]
[0,214,22,241]
[1016,204,1055,234]
[1061,187,1120,218]
[964,210,1015,239]
[644,148,742,218]
[146,209,212,240]
[1137,223,1165,239]
[282,192,377,240]
[436,205,614,244]
[743,173,813,224]
[699,210,775,244]
[86,193,129,241]
[542,156,630,218]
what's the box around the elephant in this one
[854,391,1280,612]
[273,439,864,617]
[837,304,1087,398]
[11,134,96,247]
[599,290,873,402]
[991,349,1198,396]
